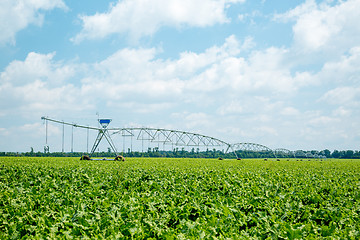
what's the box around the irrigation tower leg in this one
[90,129,118,157]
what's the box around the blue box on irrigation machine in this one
[99,119,111,128]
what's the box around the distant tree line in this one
[1,148,360,159]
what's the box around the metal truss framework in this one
[231,142,273,152]
[230,143,276,158]
[40,116,296,158]
[111,128,230,149]
[41,117,232,155]
[274,148,295,158]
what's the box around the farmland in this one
[0,157,359,239]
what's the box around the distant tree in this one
[344,150,354,159]
[332,150,340,158]
[323,149,331,158]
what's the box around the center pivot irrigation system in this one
[41,116,297,160]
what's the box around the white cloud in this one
[183,112,214,129]
[2,30,360,151]
[275,0,360,53]
[72,0,245,43]
[308,115,339,126]
[19,122,46,136]
[0,0,67,45]
[81,34,307,111]
[332,106,351,117]
[111,102,175,114]
[0,128,10,136]
[217,100,243,115]
[281,107,300,116]
[238,14,245,21]
[74,34,317,121]
[3,0,360,152]
[321,86,360,106]
[254,126,278,136]
[0,52,92,118]
[315,46,360,112]
[0,52,75,86]
[82,35,252,100]
[319,46,360,84]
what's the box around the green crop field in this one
[0,157,359,239]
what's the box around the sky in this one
[1,0,360,153]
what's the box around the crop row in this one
[0,157,359,239]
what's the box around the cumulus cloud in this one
[0,0,67,45]
[2,34,304,145]
[280,107,300,116]
[0,52,75,86]
[321,87,360,106]
[0,52,91,118]
[111,102,175,114]
[319,46,360,84]
[2,36,285,119]
[72,0,245,43]
[0,35,307,121]
[3,30,360,150]
[275,0,360,53]
[315,45,360,113]
[217,100,243,115]
[170,112,214,132]
[79,34,307,109]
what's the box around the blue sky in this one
[1,0,360,153]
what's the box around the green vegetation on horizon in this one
[2,148,360,159]
[0,157,359,239]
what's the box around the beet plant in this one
[0,157,359,239]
